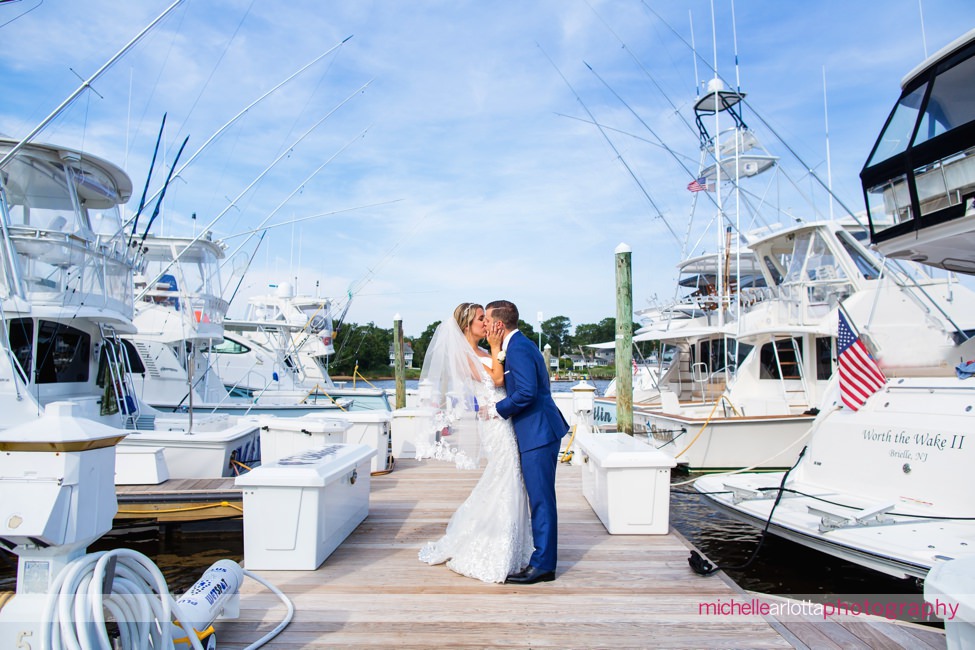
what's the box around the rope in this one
[673,394,740,459]
[117,501,243,515]
[559,423,578,463]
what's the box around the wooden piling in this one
[615,243,633,435]
[393,314,406,409]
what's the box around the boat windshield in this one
[863,39,975,239]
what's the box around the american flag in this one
[837,311,886,411]
[687,177,708,192]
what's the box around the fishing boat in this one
[695,28,975,579]
[0,138,260,483]
[127,236,357,415]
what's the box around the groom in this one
[486,300,569,584]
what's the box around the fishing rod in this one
[137,134,190,247]
[136,78,372,303]
[220,199,403,241]
[128,113,167,249]
[113,36,355,242]
[219,122,373,265]
[537,43,681,246]
[0,0,186,170]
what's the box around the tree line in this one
[326,315,652,376]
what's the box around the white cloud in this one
[1,0,972,335]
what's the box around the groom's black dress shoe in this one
[505,566,555,584]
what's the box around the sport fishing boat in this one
[695,28,975,579]
[0,138,259,483]
[127,237,356,415]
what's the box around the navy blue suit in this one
[495,331,569,573]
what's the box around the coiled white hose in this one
[38,548,292,650]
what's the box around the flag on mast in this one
[837,310,886,411]
[687,177,709,192]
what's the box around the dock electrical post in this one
[615,243,633,435]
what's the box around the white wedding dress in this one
[418,356,534,583]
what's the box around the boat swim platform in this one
[212,457,945,649]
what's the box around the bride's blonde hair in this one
[453,302,482,334]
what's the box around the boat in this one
[127,236,357,415]
[0,137,260,483]
[695,28,975,579]
[218,282,392,411]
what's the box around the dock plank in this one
[208,458,944,649]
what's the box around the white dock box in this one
[235,443,376,570]
[258,415,353,464]
[342,411,392,473]
[390,407,437,458]
[575,431,676,534]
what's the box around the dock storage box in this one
[342,412,392,473]
[235,443,376,570]
[390,407,437,459]
[258,415,353,464]
[575,431,676,534]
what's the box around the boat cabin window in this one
[35,320,90,384]
[762,255,784,286]
[816,336,833,381]
[7,318,33,382]
[759,338,801,380]
[2,156,80,232]
[835,231,881,280]
[207,339,251,355]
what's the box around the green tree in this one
[541,315,571,357]
[411,320,442,368]
[330,322,393,375]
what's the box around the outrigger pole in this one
[0,0,186,170]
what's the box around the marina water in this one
[0,379,920,602]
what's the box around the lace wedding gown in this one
[418,357,534,583]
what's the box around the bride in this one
[417,302,533,583]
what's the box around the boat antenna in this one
[918,0,929,58]
[823,66,834,220]
[139,134,190,246]
[730,0,741,93]
[128,113,167,248]
[0,0,186,170]
[538,44,681,245]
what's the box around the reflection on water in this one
[670,470,920,598]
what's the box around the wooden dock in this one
[211,458,945,649]
[115,478,242,522]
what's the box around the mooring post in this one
[615,243,633,435]
[393,313,406,409]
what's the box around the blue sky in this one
[1,1,972,335]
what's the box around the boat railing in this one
[8,225,133,318]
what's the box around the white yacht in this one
[695,28,975,579]
[217,283,391,411]
[0,138,259,483]
[127,238,356,415]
